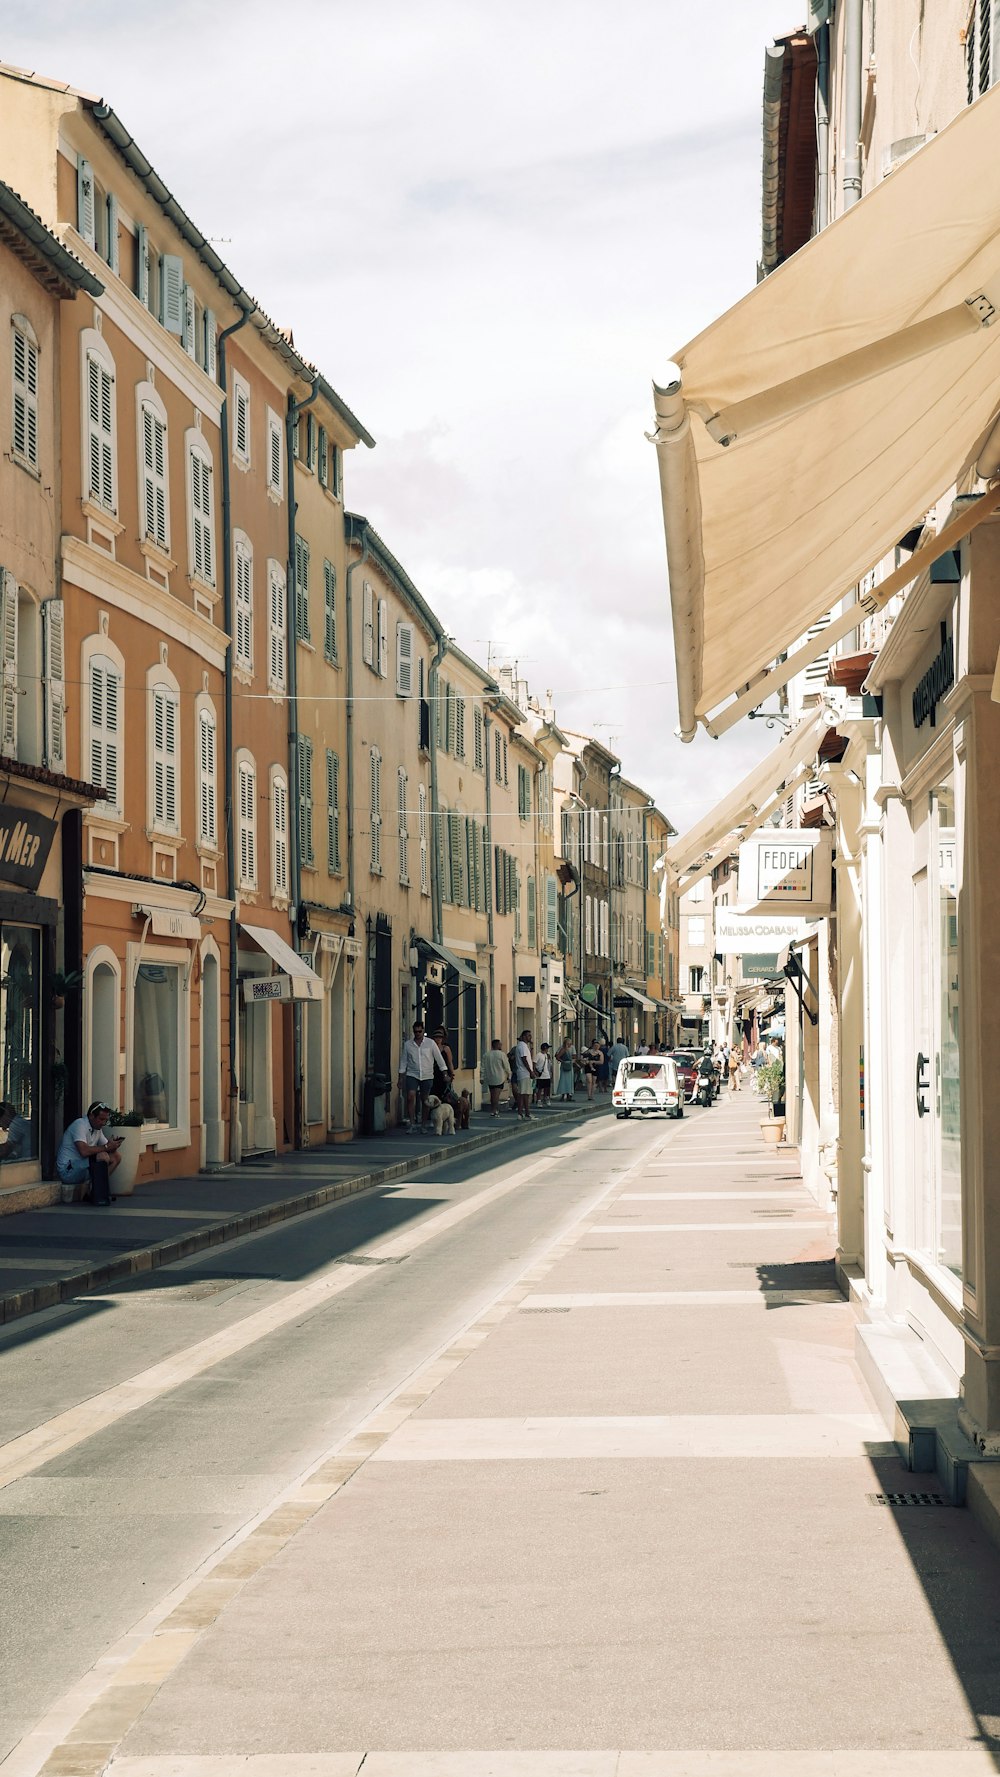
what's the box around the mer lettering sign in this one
[0,804,57,891]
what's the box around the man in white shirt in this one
[56,1102,123,1204]
[514,1030,534,1122]
[397,1022,449,1131]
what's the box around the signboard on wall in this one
[715,908,815,955]
[0,804,56,892]
[737,828,832,916]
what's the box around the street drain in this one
[867,1492,949,1507]
[521,1307,571,1313]
[752,1209,794,1218]
[334,1254,406,1266]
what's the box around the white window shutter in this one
[106,192,120,274]
[77,158,96,246]
[182,284,196,358]
[378,597,388,678]
[268,414,282,494]
[89,658,121,811]
[12,325,39,469]
[198,708,217,847]
[362,581,374,666]
[1,570,17,757]
[396,620,414,696]
[398,767,408,883]
[235,542,253,671]
[269,566,286,690]
[42,598,66,772]
[86,351,115,511]
[160,254,184,334]
[419,786,429,894]
[203,309,217,379]
[370,746,382,873]
[135,223,149,305]
[273,773,289,896]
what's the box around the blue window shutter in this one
[77,158,95,245]
[160,254,184,334]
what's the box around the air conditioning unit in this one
[425,960,445,986]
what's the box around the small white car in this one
[612,1055,683,1119]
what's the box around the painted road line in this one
[102,1756,1000,1776]
[588,1221,830,1234]
[371,1412,895,1462]
[620,1191,808,1201]
[520,1290,844,1308]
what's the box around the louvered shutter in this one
[295,534,310,640]
[318,426,328,487]
[268,414,282,494]
[203,309,217,379]
[153,687,179,831]
[160,254,184,334]
[546,874,558,944]
[136,223,149,306]
[182,286,196,358]
[436,812,448,906]
[370,747,382,873]
[1,571,17,757]
[198,707,217,847]
[527,875,536,949]
[362,581,374,665]
[238,759,256,887]
[191,448,214,584]
[86,352,115,511]
[77,158,95,246]
[467,819,480,911]
[273,773,289,896]
[418,788,429,894]
[297,736,314,866]
[89,658,121,811]
[141,404,168,549]
[378,597,388,677]
[398,768,408,882]
[455,695,466,759]
[474,707,484,771]
[396,621,414,696]
[268,566,286,690]
[104,192,120,274]
[13,325,39,468]
[42,598,66,772]
[324,561,337,662]
[234,380,250,462]
[235,541,253,671]
[326,751,341,873]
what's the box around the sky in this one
[2,0,795,833]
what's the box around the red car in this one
[670,1051,700,1101]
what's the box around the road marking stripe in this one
[521,1290,844,1308]
[620,1191,806,1201]
[101,1757,1000,1776]
[588,1221,830,1234]
[371,1412,895,1461]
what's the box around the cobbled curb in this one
[0,1105,592,1326]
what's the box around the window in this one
[88,652,123,814]
[188,438,215,586]
[306,412,317,471]
[968,0,999,102]
[237,754,257,889]
[318,424,329,488]
[474,706,484,771]
[377,596,388,677]
[325,750,341,873]
[12,318,39,471]
[151,682,179,833]
[234,534,253,673]
[395,619,414,695]
[518,763,531,821]
[545,873,558,945]
[135,222,150,307]
[370,745,382,874]
[84,340,116,512]
[271,768,289,899]
[362,580,375,667]
[687,917,706,948]
[295,734,314,867]
[232,373,250,467]
[494,729,502,782]
[41,597,65,773]
[324,561,337,663]
[331,440,342,498]
[159,253,184,336]
[448,811,466,906]
[266,408,283,497]
[133,959,181,1129]
[688,877,705,903]
[196,701,217,848]
[138,391,169,551]
[182,284,196,360]
[268,561,286,692]
[600,900,609,958]
[77,157,96,246]
[585,895,593,956]
[203,310,217,379]
[689,965,704,994]
[294,533,310,642]
[418,784,429,894]
[527,874,536,949]
[454,694,466,759]
[398,767,409,884]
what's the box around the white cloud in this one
[4,0,791,831]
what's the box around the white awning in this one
[649,84,1000,740]
[663,707,831,887]
[239,922,323,1001]
[618,985,658,1012]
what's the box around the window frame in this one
[236,749,258,891]
[136,381,170,554]
[270,765,290,901]
[81,331,117,515]
[147,668,181,838]
[195,694,218,851]
[186,431,216,589]
[11,315,39,473]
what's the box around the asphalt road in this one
[0,1103,674,1765]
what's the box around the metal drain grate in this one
[520,1306,571,1313]
[752,1209,794,1218]
[867,1492,949,1507]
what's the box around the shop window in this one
[133,960,180,1126]
[0,924,40,1164]
[305,998,323,1125]
[931,776,961,1278]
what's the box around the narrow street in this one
[4,1101,1000,1774]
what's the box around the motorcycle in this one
[694,1066,714,1108]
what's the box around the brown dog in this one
[456,1090,471,1130]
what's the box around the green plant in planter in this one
[758,1059,786,1115]
[109,1108,146,1127]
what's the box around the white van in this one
[612,1055,683,1119]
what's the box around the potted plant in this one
[108,1108,145,1195]
[51,969,84,1010]
[758,1059,786,1144]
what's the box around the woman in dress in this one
[555,1039,576,1101]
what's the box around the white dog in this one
[425,1094,455,1136]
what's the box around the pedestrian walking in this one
[728,1045,742,1093]
[480,1038,512,1117]
[397,1022,449,1130]
[555,1038,576,1101]
[609,1036,629,1077]
[514,1030,535,1120]
[582,1041,599,1103]
[534,1043,553,1106]
[596,1036,611,1094]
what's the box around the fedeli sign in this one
[0,804,57,891]
[737,827,832,915]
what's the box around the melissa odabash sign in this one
[715,908,816,955]
[737,828,832,916]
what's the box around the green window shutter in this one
[326,749,341,873]
[318,426,328,487]
[436,810,449,904]
[297,736,314,867]
[324,561,337,662]
[527,875,536,949]
[295,535,310,640]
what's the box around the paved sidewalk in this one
[0,1099,593,1327]
[94,1093,1000,1767]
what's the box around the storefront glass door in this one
[0,924,40,1161]
[931,777,961,1278]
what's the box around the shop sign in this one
[148,908,202,940]
[716,908,815,954]
[912,623,954,729]
[0,804,56,891]
[740,952,779,981]
[737,828,832,915]
[243,975,291,1003]
[344,936,363,958]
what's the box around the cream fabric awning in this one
[618,985,658,1012]
[240,922,323,1001]
[650,84,1000,740]
[664,707,830,886]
